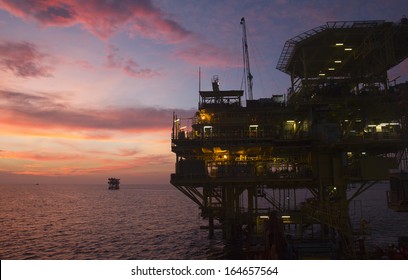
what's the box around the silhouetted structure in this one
[108,178,120,190]
[171,19,408,259]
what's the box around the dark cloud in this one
[0,41,54,77]
[35,4,75,24]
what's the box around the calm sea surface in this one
[0,184,224,260]
[348,182,408,249]
[0,183,407,259]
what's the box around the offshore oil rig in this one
[171,18,408,259]
[108,177,120,190]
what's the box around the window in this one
[204,126,212,138]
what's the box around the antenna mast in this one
[240,17,253,100]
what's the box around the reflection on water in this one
[349,183,408,249]
[0,183,407,259]
[0,184,224,259]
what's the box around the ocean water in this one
[0,184,224,260]
[348,182,408,249]
[0,183,407,259]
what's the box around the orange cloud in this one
[116,148,139,157]
[4,152,173,177]
[0,150,86,161]
[0,90,195,135]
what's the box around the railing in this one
[276,24,327,73]
[172,128,406,144]
[301,201,347,230]
[277,20,386,74]
[171,168,314,183]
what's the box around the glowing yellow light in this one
[335,43,344,46]
[335,60,342,63]
[281,215,291,219]
[345,48,352,51]
[328,68,335,71]
[319,73,326,76]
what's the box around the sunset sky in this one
[0,0,407,184]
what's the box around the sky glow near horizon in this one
[0,0,407,184]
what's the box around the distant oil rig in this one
[108,178,120,190]
[171,17,408,259]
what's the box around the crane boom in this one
[240,17,253,100]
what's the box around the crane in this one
[240,17,253,100]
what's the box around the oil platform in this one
[108,177,120,190]
[171,18,408,259]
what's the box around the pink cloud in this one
[75,59,95,70]
[106,44,159,78]
[176,41,239,68]
[0,90,195,134]
[0,0,191,42]
[106,45,122,68]
[0,41,54,77]
[0,1,240,69]
[123,59,158,78]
